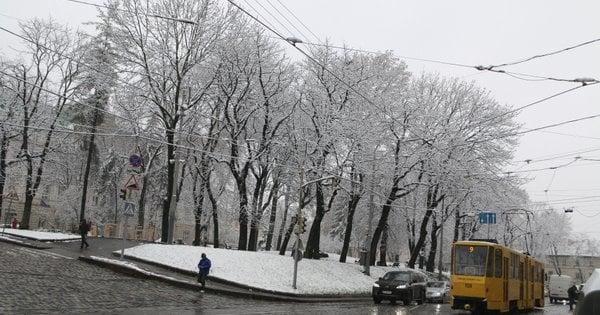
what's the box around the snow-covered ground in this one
[121,244,421,295]
[1,228,81,241]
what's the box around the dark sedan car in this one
[372,270,427,305]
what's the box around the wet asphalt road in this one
[0,241,573,314]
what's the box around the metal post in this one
[364,162,375,276]
[292,167,304,289]
[292,237,300,289]
[120,213,128,261]
[167,159,180,244]
[438,199,444,280]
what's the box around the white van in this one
[548,274,574,303]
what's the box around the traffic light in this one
[119,188,127,200]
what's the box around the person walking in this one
[568,284,579,311]
[197,253,211,291]
[79,219,90,249]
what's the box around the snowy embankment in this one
[1,228,81,241]
[122,243,414,295]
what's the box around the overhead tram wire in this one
[251,0,297,38]
[10,4,596,194]
[263,0,312,43]
[0,11,556,204]
[240,0,285,36]
[486,37,600,69]
[474,81,599,127]
[51,1,600,85]
[538,130,600,141]
[274,0,322,43]
[0,23,236,142]
[60,0,197,25]
[471,111,600,145]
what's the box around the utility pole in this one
[166,159,180,244]
[438,199,445,280]
[292,167,305,289]
[364,162,376,276]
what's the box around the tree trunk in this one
[454,209,461,242]
[339,194,360,263]
[206,175,219,248]
[408,185,443,268]
[377,224,389,266]
[276,184,290,251]
[278,217,296,255]
[161,128,176,242]
[265,180,280,251]
[304,182,325,259]
[192,178,206,246]
[369,187,398,265]
[426,217,439,272]
[236,179,249,250]
[247,180,263,252]
[21,170,34,229]
[0,132,9,220]
[79,109,98,222]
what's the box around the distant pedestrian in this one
[568,284,578,311]
[79,219,90,249]
[11,218,18,229]
[197,253,211,290]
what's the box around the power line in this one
[487,37,600,69]
[297,40,598,85]
[60,0,196,24]
[475,82,599,127]
[473,111,600,145]
[538,130,600,141]
[251,0,296,38]
[274,0,322,43]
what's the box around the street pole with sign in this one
[292,167,305,289]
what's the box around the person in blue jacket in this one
[197,253,211,290]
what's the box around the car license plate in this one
[382,290,392,294]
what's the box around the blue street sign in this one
[479,212,496,224]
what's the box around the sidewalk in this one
[1,234,370,303]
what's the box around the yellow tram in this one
[450,240,545,314]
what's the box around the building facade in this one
[546,254,600,283]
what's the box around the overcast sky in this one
[1,0,599,238]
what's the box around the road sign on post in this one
[479,212,497,224]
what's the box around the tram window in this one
[494,249,502,277]
[486,247,494,277]
[454,245,487,276]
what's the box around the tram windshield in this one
[454,245,488,276]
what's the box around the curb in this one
[0,231,79,243]
[0,235,53,249]
[82,255,370,303]
[112,252,371,301]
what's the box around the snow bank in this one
[1,228,81,241]
[90,256,181,282]
[122,244,421,295]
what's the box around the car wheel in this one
[403,297,412,306]
[373,297,381,304]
